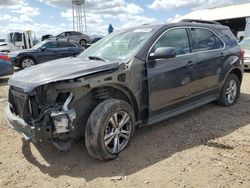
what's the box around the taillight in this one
[240,49,245,60]
[0,54,10,61]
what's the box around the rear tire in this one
[85,99,135,160]
[79,39,87,46]
[217,74,240,107]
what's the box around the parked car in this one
[9,39,85,69]
[56,31,90,46]
[239,38,250,70]
[6,21,244,160]
[0,52,13,77]
[41,34,53,41]
[0,42,17,52]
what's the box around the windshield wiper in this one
[88,56,106,61]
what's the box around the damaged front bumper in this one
[5,104,42,143]
[5,92,76,150]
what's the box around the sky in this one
[0,0,249,39]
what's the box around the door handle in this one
[187,61,194,68]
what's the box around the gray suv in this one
[6,21,244,160]
[56,31,90,45]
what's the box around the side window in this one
[58,41,76,48]
[66,32,72,36]
[190,28,223,52]
[72,32,81,36]
[152,28,190,56]
[43,41,58,48]
[57,32,66,37]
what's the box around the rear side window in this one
[71,31,82,36]
[190,28,224,52]
[58,41,77,48]
[152,28,190,56]
[219,29,238,48]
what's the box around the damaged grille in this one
[8,87,31,122]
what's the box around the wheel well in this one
[229,68,243,83]
[93,86,139,120]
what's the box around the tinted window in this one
[58,32,66,37]
[71,31,82,36]
[65,32,70,36]
[58,41,77,48]
[152,28,190,56]
[220,29,238,48]
[215,36,224,49]
[190,28,223,52]
[43,41,58,48]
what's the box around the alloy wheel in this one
[22,59,35,69]
[104,111,132,154]
[226,79,237,104]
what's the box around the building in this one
[176,2,250,39]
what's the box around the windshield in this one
[240,38,250,50]
[79,27,157,61]
[31,41,47,49]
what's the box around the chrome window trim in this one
[146,26,226,62]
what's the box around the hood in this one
[9,57,120,92]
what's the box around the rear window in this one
[190,28,224,52]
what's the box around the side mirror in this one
[41,46,47,51]
[149,47,176,61]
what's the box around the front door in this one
[37,41,60,63]
[147,28,196,117]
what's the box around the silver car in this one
[56,31,90,46]
[239,38,250,70]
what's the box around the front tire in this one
[85,99,135,160]
[217,74,240,107]
[20,57,36,69]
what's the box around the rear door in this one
[69,31,81,42]
[189,27,225,93]
[57,41,79,58]
[147,28,197,117]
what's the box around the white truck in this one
[5,30,34,50]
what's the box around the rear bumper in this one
[5,105,37,142]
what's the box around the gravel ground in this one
[0,73,250,188]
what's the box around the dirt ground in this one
[0,73,250,188]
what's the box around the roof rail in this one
[179,19,221,25]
